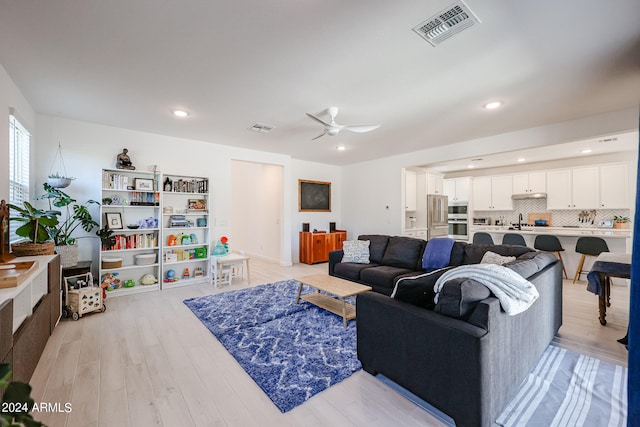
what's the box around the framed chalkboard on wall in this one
[299,180,331,212]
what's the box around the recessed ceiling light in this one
[581,148,592,154]
[172,109,189,118]
[336,145,346,151]
[467,164,475,169]
[483,101,502,110]
[517,158,526,162]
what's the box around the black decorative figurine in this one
[116,148,135,170]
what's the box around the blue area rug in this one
[183,280,361,412]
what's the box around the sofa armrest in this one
[328,250,343,276]
[356,291,496,427]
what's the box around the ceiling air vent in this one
[248,123,275,133]
[412,0,481,47]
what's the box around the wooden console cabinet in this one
[299,231,347,264]
[0,254,60,383]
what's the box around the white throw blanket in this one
[434,264,539,315]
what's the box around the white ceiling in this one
[1,0,639,166]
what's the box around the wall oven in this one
[448,217,468,241]
[448,203,469,241]
[448,203,468,216]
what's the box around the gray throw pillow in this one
[480,251,516,265]
[341,240,370,264]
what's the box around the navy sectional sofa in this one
[328,234,563,427]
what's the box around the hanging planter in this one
[48,143,75,188]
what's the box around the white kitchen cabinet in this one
[443,177,470,203]
[426,173,444,195]
[599,163,628,209]
[572,167,599,209]
[472,175,513,211]
[405,171,417,211]
[546,167,598,209]
[546,169,572,209]
[513,172,546,194]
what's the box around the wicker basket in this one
[11,241,55,257]
[55,244,79,268]
[102,257,123,269]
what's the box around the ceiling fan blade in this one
[306,113,332,127]
[311,131,327,141]
[343,124,381,133]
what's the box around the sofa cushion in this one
[449,242,466,266]
[358,235,390,264]
[360,265,416,291]
[463,244,534,265]
[434,278,492,320]
[481,251,516,265]
[505,251,558,278]
[334,262,378,281]
[341,240,370,263]
[381,236,426,270]
[391,268,454,309]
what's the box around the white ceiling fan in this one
[306,107,381,140]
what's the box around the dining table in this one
[586,252,631,326]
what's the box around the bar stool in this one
[534,235,568,279]
[473,232,494,245]
[502,233,526,246]
[573,236,609,284]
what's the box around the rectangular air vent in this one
[412,0,481,47]
[248,123,275,133]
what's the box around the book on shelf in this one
[169,178,208,194]
[103,233,158,250]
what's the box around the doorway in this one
[231,160,284,263]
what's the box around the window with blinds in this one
[9,113,31,242]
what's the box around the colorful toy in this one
[183,268,190,279]
[190,233,198,244]
[220,236,229,253]
[164,269,177,282]
[167,234,177,246]
[123,279,135,288]
[140,273,158,285]
[181,234,192,245]
[101,272,121,291]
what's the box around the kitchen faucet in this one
[518,213,523,230]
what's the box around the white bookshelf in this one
[160,174,210,288]
[99,168,161,297]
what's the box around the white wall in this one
[291,160,342,262]
[231,160,283,263]
[34,115,297,267]
[0,64,36,201]
[341,107,639,238]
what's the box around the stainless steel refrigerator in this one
[427,194,449,240]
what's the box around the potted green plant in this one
[613,215,630,229]
[1,364,45,426]
[96,225,115,250]
[7,201,59,256]
[39,183,100,267]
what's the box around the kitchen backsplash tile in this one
[473,199,630,227]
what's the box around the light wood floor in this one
[28,259,628,427]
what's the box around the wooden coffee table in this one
[295,274,372,328]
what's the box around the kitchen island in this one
[469,226,631,283]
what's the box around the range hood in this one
[512,192,547,200]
